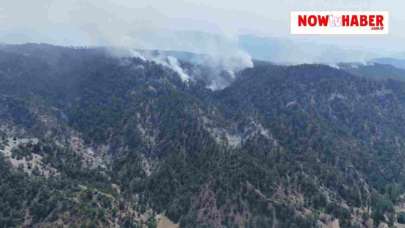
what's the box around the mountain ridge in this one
[1,43,405,227]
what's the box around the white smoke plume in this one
[127,49,190,83]
[123,30,253,88]
[1,0,254,88]
[129,49,146,61]
[166,56,190,82]
[65,1,254,88]
[1,0,405,65]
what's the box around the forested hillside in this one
[1,44,405,227]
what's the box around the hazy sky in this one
[0,0,404,57]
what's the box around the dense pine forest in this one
[2,44,405,227]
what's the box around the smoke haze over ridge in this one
[1,0,404,63]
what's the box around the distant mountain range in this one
[238,35,375,64]
[372,58,405,70]
[96,30,387,64]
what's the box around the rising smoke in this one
[65,1,254,89]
